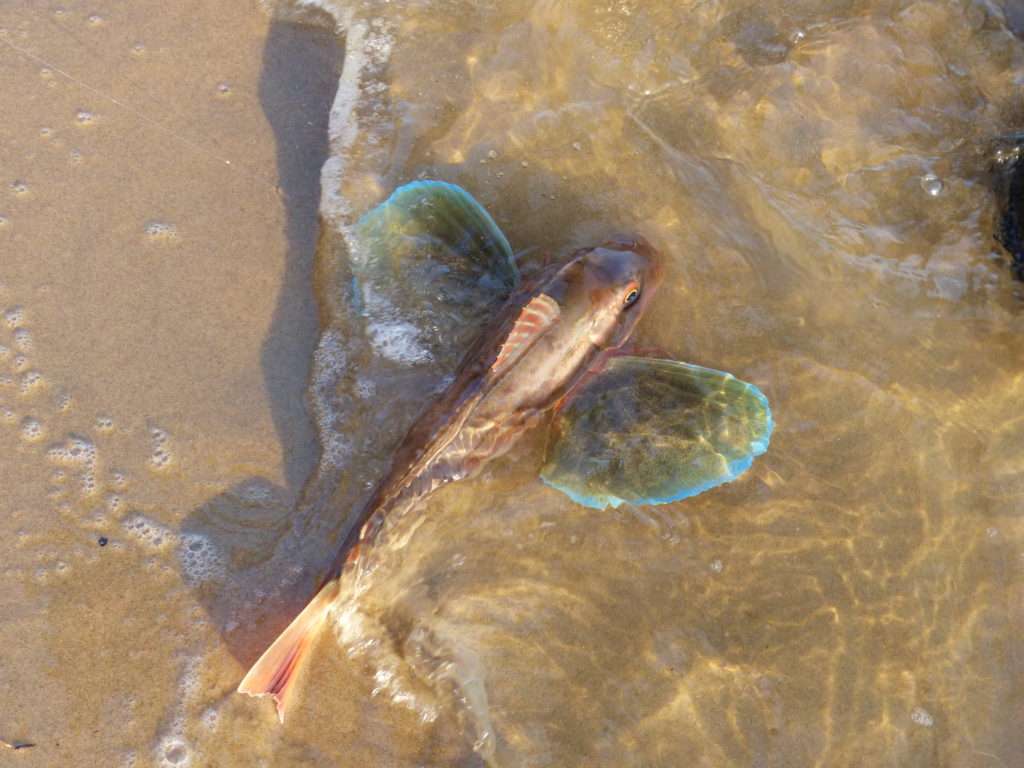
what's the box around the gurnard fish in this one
[238,181,773,722]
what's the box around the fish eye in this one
[623,286,640,307]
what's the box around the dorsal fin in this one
[490,293,560,378]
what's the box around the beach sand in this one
[2,1,1023,766]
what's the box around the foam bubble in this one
[911,706,934,727]
[96,414,114,431]
[153,654,207,766]
[355,375,376,399]
[75,109,97,125]
[124,516,226,586]
[179,532,226,585]
[316,14,394,224]
[310,329,352,468]
[920,173,943,197]
[4,306,24,327]
[13,328,31,351]
[237,480,273,502]
[215,82,231,96]
[148,426,174,469]
[9,181,29,196]
[150,447,172,469]
[359,284,431,364]
[156,735,190,767]
[39,127,54,139]
[47,435,100,496]
[122,514,175,550]
[87,14,103,26]
[20,416,43,441]
[19,370,44,393]
[144,221,178,241]
[131,42,145,56]
[47,435,97,466]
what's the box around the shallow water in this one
[2,0,1023,765]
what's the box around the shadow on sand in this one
[176,9,636,675]
[180,12,343,667]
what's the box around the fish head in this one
[558,235,662,351]
[479,235,661,414]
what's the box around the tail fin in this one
[237,580,337,723]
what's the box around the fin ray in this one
[541,356,772,509]
[237,580,337,723]
[350,180,520,364]
[491,293,560,376]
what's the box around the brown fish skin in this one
[238,236,661,722]
[340,236,662,567]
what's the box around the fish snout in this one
[603,233,656,257]
[603,234,664,292]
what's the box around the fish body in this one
[239,236,661,720]
[238,181,772,724]
[342,238,661,565]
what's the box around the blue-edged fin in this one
[351,181,519,359]
[541,356,773,509]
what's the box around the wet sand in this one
[3,1,1024,766]
[0,1,335,763]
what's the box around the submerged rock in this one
[990,133,1024,281]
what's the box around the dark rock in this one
[990,134,1024,281]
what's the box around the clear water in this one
[1,0,1022,765]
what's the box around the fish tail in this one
[237,579,337,723]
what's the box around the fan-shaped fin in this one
[350,181,519,362]
[541,357,772,509]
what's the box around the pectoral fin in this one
[350,181,520,361]
[541,357,773,509]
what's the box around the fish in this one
[237,181,772,722]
